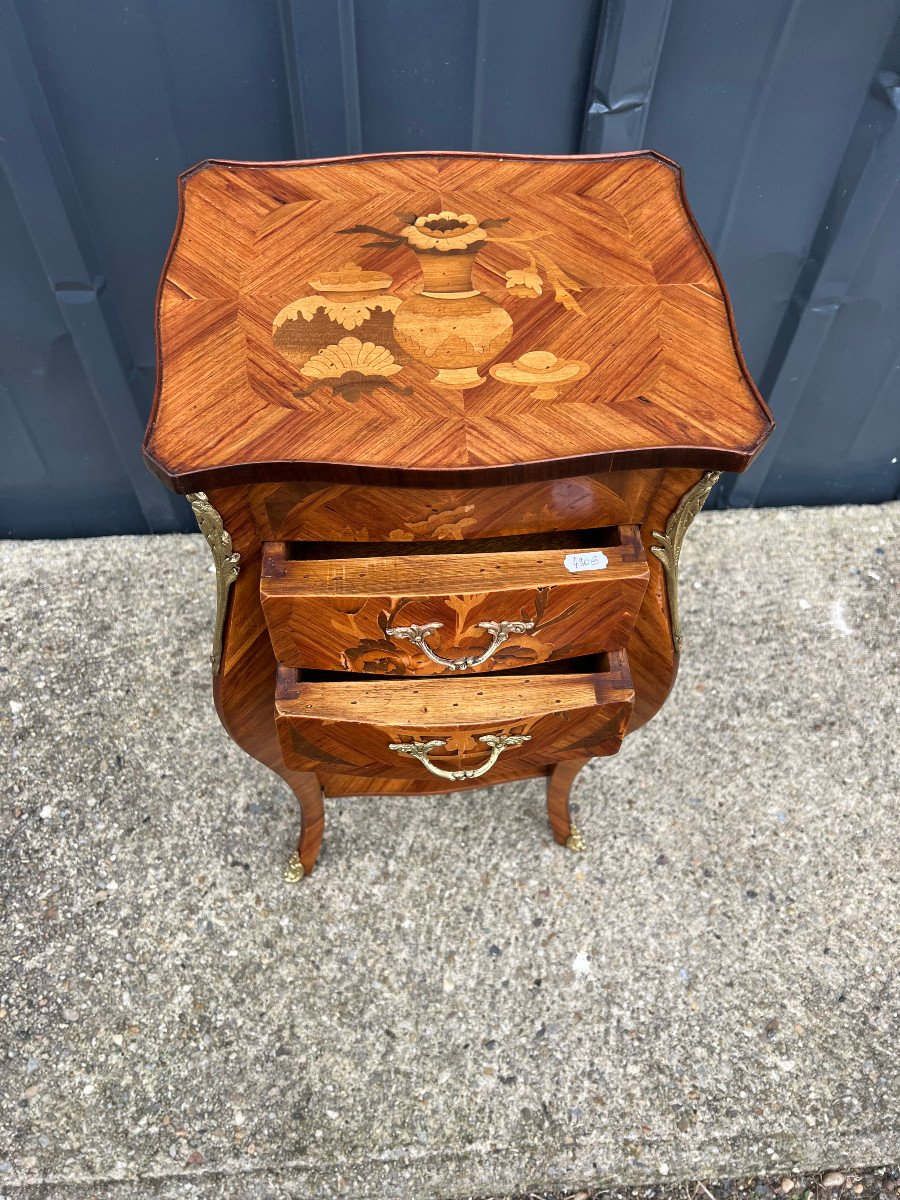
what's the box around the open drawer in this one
[275,651,634,783]
[260,526,649,676]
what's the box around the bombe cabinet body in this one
[143,151,772,878]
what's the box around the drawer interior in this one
[281,525,625,561]
[276,651,631,720]
[281,652,610,685]
[260,522,650,676]
[262,525,645,597]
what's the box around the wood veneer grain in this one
[196,466,709,867]
[275,669,633,780]
[248,471,665,542]
[144,152,772,492]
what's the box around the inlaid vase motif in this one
[391,215,514,389]
[272,263,403,371]
[272,206,591,399]
[334,209,589,391]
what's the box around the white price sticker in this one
[563,550,609,574]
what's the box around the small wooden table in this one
[143,151,772,880]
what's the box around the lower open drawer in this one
[275,651,634,783]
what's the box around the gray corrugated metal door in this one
[1,0,898,537]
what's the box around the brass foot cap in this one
[565,824,586,853]
[284,853,305,883]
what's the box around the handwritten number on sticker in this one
[563,551,609,574]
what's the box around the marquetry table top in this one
[143,151,773,492]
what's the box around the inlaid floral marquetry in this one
[144,151,771,495]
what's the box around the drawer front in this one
[260,526,649,676]
[275,652,634,780]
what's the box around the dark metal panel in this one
[278,0,362,157]
[730,117,900,506]
[0,0,898,535]
[281,0,600,157]
[728,27,900,508]
[353,0,480,151]
[0,0,296,536]
[280,0,480,155]
[0,169,147,538]
[642,0,900,379]
[591,0,900,510]
[840,347,900,505]
[15,0,294,389]
[580,0,673,152]
[463,0,602,153]
[0,1,182,535]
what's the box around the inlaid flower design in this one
[402,211,488,253]
[337,209,507,254]
[279,293,401,332]
[272,263,408,402]
[502,250,583,314]
[504,269,543,298]
[273,202,592,401]
[337,210,584,314]
[293,337,410,401]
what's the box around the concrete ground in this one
[0,502,897,1200]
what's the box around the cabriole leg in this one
[546,758,588,851]
[282,770,325,882]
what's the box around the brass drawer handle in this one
[388,733,531,781]
[385,620,534,671]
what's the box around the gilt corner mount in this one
[187,492,240,674]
